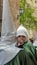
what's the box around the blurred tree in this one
[19,0,37,31]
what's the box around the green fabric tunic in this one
[5,41,37,65]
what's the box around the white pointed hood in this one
[1,0,16,44]
[16,25,29,41]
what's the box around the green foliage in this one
[19,0,37,31]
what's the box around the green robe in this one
[33,45,37,61]
[5,41,37,65]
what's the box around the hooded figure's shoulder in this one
[23,41,35,54]
[23,40,32,47]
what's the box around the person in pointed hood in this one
[4,25,37,65]
[16,25,29,47]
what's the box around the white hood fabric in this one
[1,0,16,35]
[33,34,37,46]
[1,0,16,44]
[33,41,37,46]
[33,34,37,50]
[1,32,16,45]
[0,43,21,65]
[16,25,29,41]
[0,0,21,65]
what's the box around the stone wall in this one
[27,0,37,17]
[9,0,20,29]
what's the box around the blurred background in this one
[0,0,37,42]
